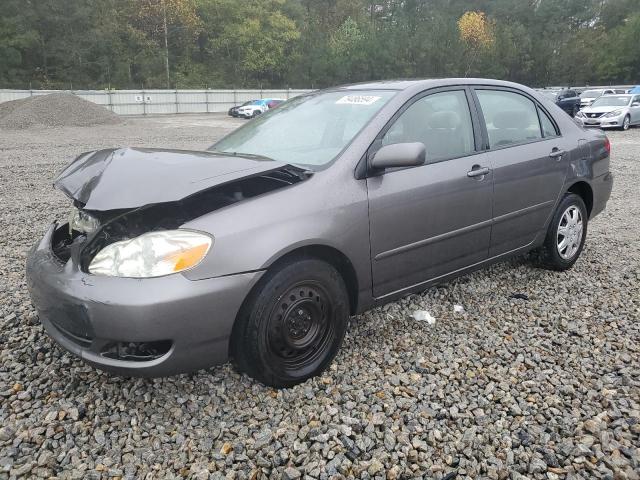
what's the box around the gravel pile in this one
[0,117,638,479]
[0,93,121,129]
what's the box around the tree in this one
[458,11,495,77]
[133,0,202,87]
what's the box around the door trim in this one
[492,199,555,224]
[375,199,553,261]
[374,237,539,301]
[375,218,493,260]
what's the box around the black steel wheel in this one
[231,258,349,387]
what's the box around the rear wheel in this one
[231,258,349,388]
[534,193,588,271]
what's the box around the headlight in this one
[603,110,622,118]
[88,230,213,278]
[69,207,99,234]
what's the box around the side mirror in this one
[632,102,640,107]
[369,142,426,171]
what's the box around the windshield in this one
[581,89,604,98]
[591,95,631,107]
[211,90,396,168]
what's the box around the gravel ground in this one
[0,115,638,480]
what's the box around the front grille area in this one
[587,112,604,118]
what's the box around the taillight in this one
[604,137,611,154]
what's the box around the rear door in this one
[472,87,570,257]
[367,87,494,297]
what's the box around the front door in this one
[367,88,494,298]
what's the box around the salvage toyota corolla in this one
[26,79,612,387]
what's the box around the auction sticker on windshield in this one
[336,95,381,105]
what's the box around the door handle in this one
[549,148,566,159]
[467,166,490,178]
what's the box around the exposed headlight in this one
[603,110,622,118]
[69,207,99,234]
[88,230,213,278]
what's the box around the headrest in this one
[426,110,461,129]
[492,110,531,129]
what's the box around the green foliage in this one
[0,0,638,89]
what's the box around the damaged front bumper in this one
[26,223,263,377]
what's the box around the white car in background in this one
[236,98,286,119]
[236,99,270,119]
[576,94,640,130]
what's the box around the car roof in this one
[333,78,537,91]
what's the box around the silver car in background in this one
[579,88,616,108]
[577,94,640,130]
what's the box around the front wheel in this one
[231,258,349,388]
[533,193,588,271]
[622,115,630,130]
[571,105,579,117]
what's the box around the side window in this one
[381,90,474,162]
[476,89,542,148]
[539,108,559,137]
[634,95,640,104]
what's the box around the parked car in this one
[236,98,284,118]
[538,88,581,116]
[26,79,612,387]
[228,100,256,117]
[579,88,616,108]
[576,94,640,130]
[235,99,270,118]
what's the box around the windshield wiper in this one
[209,149,314,173]
[223,151,277,162]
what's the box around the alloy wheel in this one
[623,116,630,130]
[556,205,583,260]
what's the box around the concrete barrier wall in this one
[0,89,314,115]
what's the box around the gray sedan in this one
[26,79,613,387]
[576,94,640,130]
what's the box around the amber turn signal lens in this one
[167,243,210,272]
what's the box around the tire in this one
[534,193,588,271]
[231,258,349,388]
[571,105,579,117]
[622,115,630,130]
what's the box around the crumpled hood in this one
[54,147,289,211]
